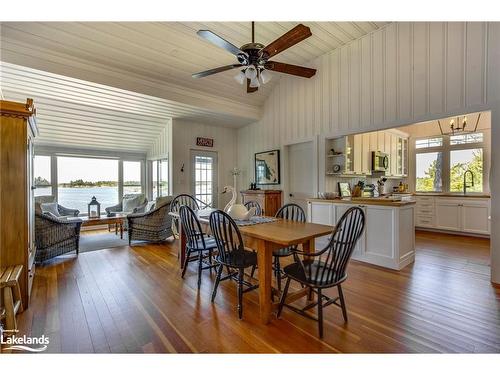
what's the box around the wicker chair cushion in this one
[35,195,56,214]
[122,194,145,212]
[41,202,60,217]
[155,195,174,208]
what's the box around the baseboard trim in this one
[415,227,490,238]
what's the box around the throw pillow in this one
[41,202,60,217]
[146,201,156,212]
[122,194,145,213]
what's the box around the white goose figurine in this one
[222,185,256,221]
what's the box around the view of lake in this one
[36,186,141,214]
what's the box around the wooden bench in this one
[0,265,24,333]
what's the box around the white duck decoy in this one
[222,185,256,221]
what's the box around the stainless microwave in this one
[372,151,389,172]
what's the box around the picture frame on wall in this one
[255,149,280,185]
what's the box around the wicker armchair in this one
[35,213,82,263]
[127,202,173,244]
[105,193,148,216]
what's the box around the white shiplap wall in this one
[237,22,500,188]
[236,22,500,283]
[172,119,238,209]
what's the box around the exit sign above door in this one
[196,137,214,147]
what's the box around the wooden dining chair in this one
[209,210,259,319]
[273,203,307,291]
[244,200,262,216]
[179,205,218,289]
[170,194,201,239]
[277,206,365,338]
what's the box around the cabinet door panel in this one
[435,203,461,231]
[365,206,394,258]
[377,132,385,152]
[353,134,363,174]
[462,203,490,234]
[362,133,371,174]
[309,202,334,249]
[334,204,365,257]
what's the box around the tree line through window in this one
[415,133,484,193]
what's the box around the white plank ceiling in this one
[0,22,387,107]
[0,22,387,152]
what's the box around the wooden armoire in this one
[0,98,38,308]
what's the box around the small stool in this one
[0,265,24,333]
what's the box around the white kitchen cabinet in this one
[325,130,408,177]
[353,134,363,174]
[461,200,490,235]
[416,196,490,236]
[307,201,335,249]
[308,200,415,270]
[334,203,366,258]
[435,200,462,231]
[361,133,371,174]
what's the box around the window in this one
[416,152,443,192]
[34,155,52,196]
[152,160,158,200]
[415,137,443,149]
[123,161,142,195]
[450,148,483,192]
[150,158,168,200]
[450,132,484,145]
[415,131,485,193]
[57,156,119,214]
[159,159,169,197]
[194,155,215,207]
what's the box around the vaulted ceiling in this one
[1,22,387,110]
[0,22,387,152]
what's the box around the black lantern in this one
[88,196,101,218]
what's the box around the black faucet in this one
[463,169,474,194]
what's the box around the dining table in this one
[169,209,334,324]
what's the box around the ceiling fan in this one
[192,22,317,93]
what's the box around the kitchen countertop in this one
[413,193,491,198]
[307,197,416,207]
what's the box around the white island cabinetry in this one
[307,199,416,270]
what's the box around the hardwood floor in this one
[11,230,500,353]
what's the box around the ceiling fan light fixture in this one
[245,65,257,80]
[249,77,260,88]
[260,69,272,84]
[234,70,246,85]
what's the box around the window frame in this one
[148,158,169,200]
[33,154,55,197]
[33,148,146,216]
[414,132,486,194]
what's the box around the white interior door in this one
[191,150,218,208]
[287,141,315,213]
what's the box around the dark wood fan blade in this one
[192,64,243,78]
[260,24,312,58]
[265,61,316,78]
[197,30,247,58]
[247,79,258,93]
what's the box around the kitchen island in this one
[307,197,416,270]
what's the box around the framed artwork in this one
[338,182,351,198]
[255,150,280,185]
